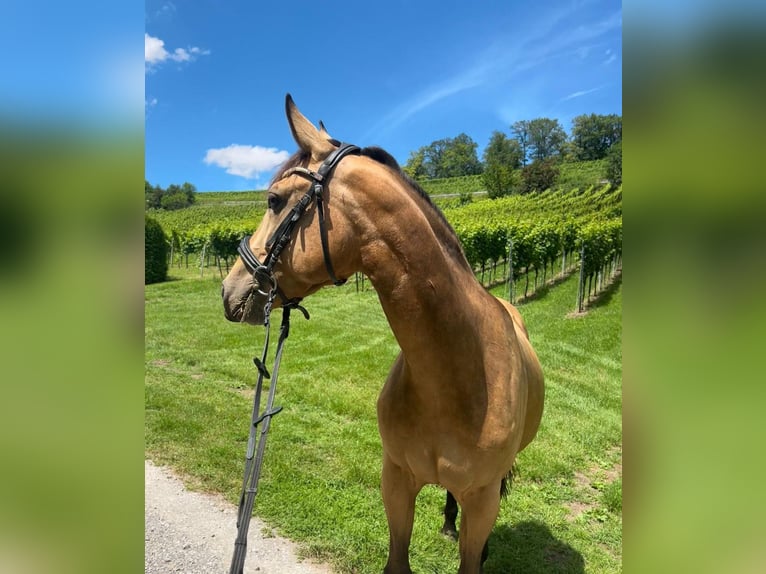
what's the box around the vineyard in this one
[150,174,621,311]
[419,174,484,196]
[555,158,608,190]
[147,202,263,270]
[412,160,608,198]
[445,183,621,309]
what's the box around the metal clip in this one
[253,265,277,296]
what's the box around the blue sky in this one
[145,0,621,192]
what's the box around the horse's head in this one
[222,95,361,325]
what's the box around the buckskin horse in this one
[222,95,544,574]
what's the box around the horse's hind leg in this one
[440,491,459,540]
[457,482,501,574]
[381,454,420,574]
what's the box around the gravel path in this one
[145,460,333,574]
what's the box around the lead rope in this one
[228,143,357,572]
[228,292,308,574]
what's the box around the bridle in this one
[229,142,360,574]
[236,142,361,309]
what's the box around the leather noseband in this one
[237,143,360,302]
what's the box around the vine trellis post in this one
[576,245,586,313]
[199,243,207,278]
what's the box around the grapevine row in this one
[157,184,622,310]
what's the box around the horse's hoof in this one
[440,525,458,541]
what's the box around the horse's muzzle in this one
[222,282,267,326]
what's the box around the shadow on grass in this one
[584,271,622,311]
[510,268,579,306]
[485,520,584,574]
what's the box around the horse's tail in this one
[500,463,518,499]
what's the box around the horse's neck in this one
[356,184,491,377]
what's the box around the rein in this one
[229,142,359,574]
[228,290,299,574]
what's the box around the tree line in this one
[403,113,622,197]
[145,113,621,213]
[145,180,197,210]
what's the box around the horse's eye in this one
[267,193,284,212]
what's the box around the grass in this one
[145,267,621,573]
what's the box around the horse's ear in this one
[285,94,336,162]
[319,120,342,147]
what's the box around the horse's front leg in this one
[381,454,420,574]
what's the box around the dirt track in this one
[145,460,333,573]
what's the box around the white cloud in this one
[560,85,606,101]
[144,97,158,119]
[154,2,177,19]
[603,48,618,65]
[145,34,168,64]
[145,33,209,70]
[171,48,190,62]
[204,145,290,179]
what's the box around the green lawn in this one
[145,268,621,573]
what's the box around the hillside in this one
[185,159,606,201]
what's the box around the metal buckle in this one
[253,265,277,297]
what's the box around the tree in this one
[604,140,622,186]
[482,131,523,198]
[511,120,531,166]
[483,131,523,170]
[161,191,190,210]
[483,163,521,198]
[559,140,578,163]
[406,134,483,179]
[440,133,483,178]
[181,182,197,205]
[403,148,427,180]
[145,180,197,210]
[423,139,447,178]
[521,158,560,193]
[145,180,163,209]
[527,118,567,161]
[571,114,622,160]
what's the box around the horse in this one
[222,95,545,574]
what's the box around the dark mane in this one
[360,146,437,216]
[269,144,467,263]
[360,146,467,263]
